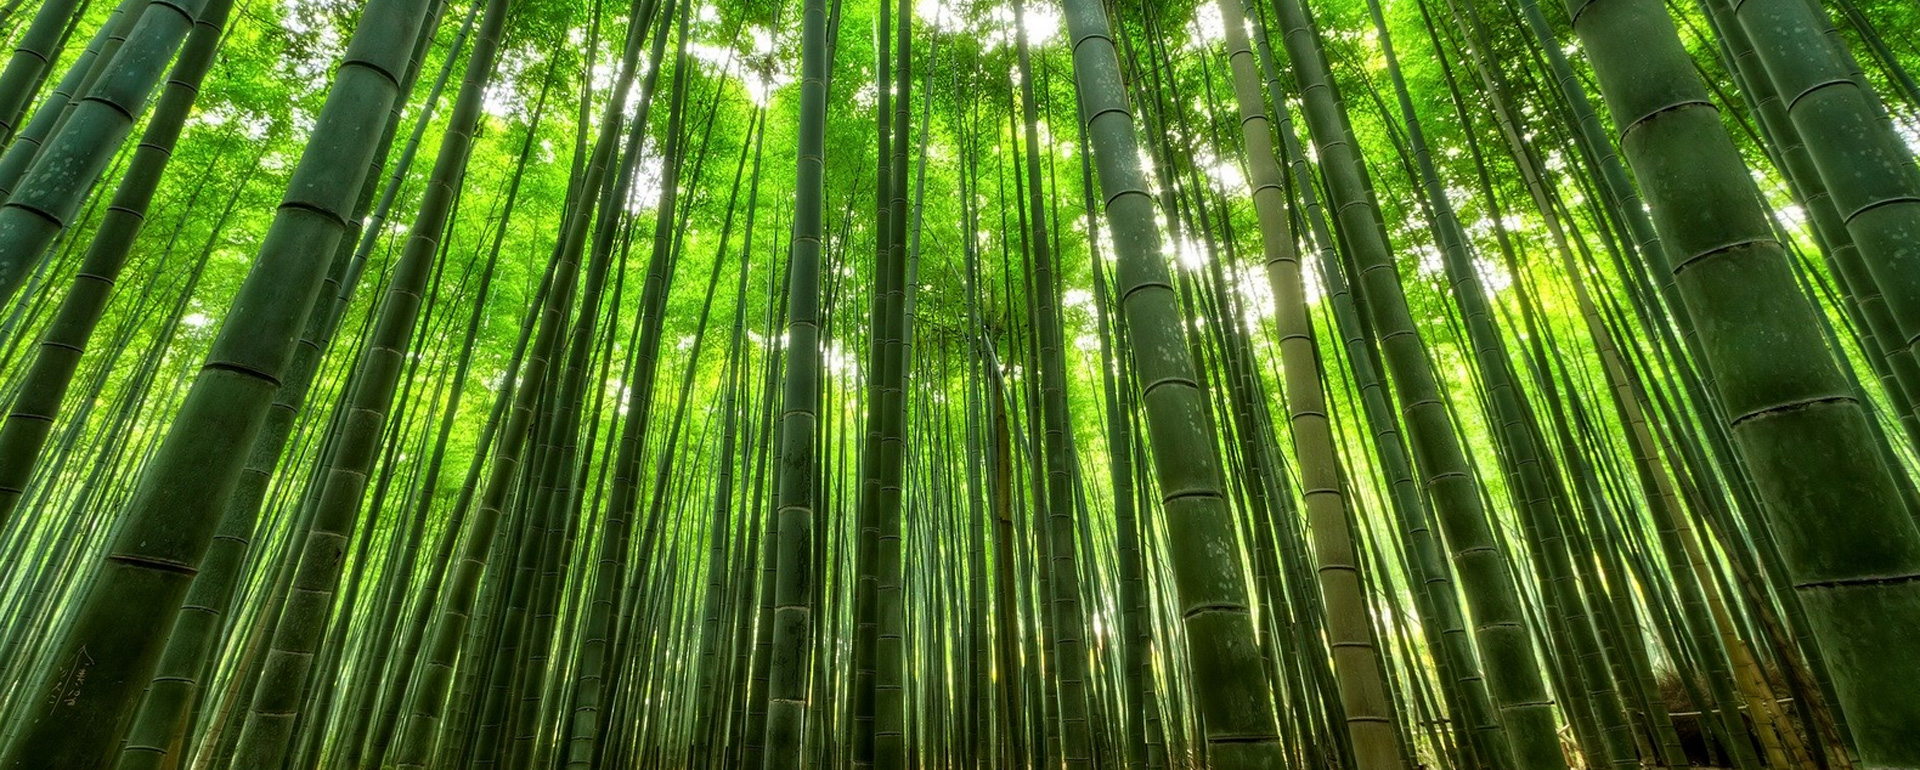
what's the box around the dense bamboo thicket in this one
[0,0,1915,767]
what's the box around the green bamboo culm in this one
[850,0,894,756]
[223,0,512,764]
[1214,2,1407,768]
[0,0,138,216]
[550,3,680,766]
[108,6,467,766]
[1059,0,1285,766]
[0,0,83,144]
[761,0,830,761]
[1011,0,1095,765]
[0,1,431,766]
[869,1,917,766]
[1565,0,1920,767]
[1369,0,1649,764]
[1725,0,1920,428]
[390,0,667,759]
[0,0,235,532]
[0,0,223,302]
[1266,0,1570,764]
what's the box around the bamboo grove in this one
[0,0,1914,766]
